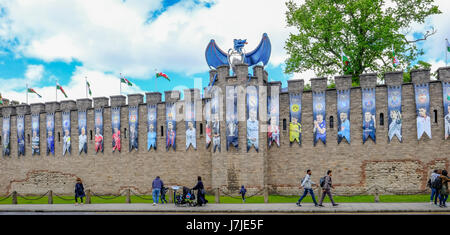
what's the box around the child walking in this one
[75,177,85,205]
[161,186,168,204]
[239,185,247,203]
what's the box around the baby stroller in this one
[175,186,197,207]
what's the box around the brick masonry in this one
[0,65,449,196]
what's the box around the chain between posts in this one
[219,188,265,199]
[16,191,49,201]
[0,193,12,202]
[129,190,154,200]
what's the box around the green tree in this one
[284,0,441,85]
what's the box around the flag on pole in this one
[0,93,3,105]
[120,75,133,86]
[56,83,68,98]
[27,88,42,98]
[86,81,92,96]
[392,45,399,68]
[341,50,350,72]
[156,72,170,81]
[446,39,450,52]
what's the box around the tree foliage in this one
[284,0,441,85]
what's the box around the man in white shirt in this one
[296,169,318,207]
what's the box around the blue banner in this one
[415,83,431,139]
[62,111,71,155]
[211,88,220,152]
[185,101,196,150]
[388,86,403,142]
[337,89,351,144]
[17,115,25,156]
[313,91,326,146]
[31,114,40,155]
[166,102,176,151]
[2,117,10,156]
[112,107,121,152]
[78,111,87,154]
[226,86,238,151]
[46,113,55,155]
[94,109,104,153]
[362,88,376,143]
[289,93,302,145]
[443,82,450,140]
[205,99,212,149]
[246,86,259,152]
[147,105,157,151]
[128,106,139,152]
[268,92,280,148]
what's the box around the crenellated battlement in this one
[1,66,450,196]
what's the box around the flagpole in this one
[155,69,157,92]
[446,38,448,66]
[119,73,122,95]
[85,76,88,98]
[56,79,58,102]
[26,83,28,104]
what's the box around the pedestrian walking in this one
[152,176,164,206]
[239,185,247,203]
[161,186,168,204]
[74,177,85,205]
[318,170,338,207]
[193,176,208,206]
[296,169,318,207]
[429,169,441,205]
[439,170,449,208]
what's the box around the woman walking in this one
[193,176,208,206]
[75,178,85,205]
[439,170,449,208]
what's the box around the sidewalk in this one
[0,203,449,213]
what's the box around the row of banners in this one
[2,83,450,156]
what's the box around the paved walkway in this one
[0,203,448,214]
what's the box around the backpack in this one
[319,176,326,188]
[432,178,442,189]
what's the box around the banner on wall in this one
[112,107,121,152]
[362,88,376,143]
[313,91,326,146]
[2,116,10,156]
[268,92,280,148]
[205,99,212,149]
[185,101,197,150]
[31,114,40,155]
[226,86,238,151]
[46,113,55,155]
[78,110,87,154]
[147,105,157,151]
[17,115,25,156]
[62,111,71,155]
[388,86,403,142]
[443,82,450,140]
[289,93,302,145]
[211,88,220,152]
[415,83,432,140]
[166,102,176,151]
[129,106,139,152]
[94,109,104,153]
[337,89,351,144]
[246,86,259,152]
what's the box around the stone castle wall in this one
[0,64,449,196]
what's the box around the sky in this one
[0,0,449,104]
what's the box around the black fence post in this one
[12,191,17,204]
[126,189,131,203]
[48,190,53,204]
[86,189,91,204]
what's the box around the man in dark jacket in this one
[152,176,164,206]
[318,170,338,207]
[193,176,208,206]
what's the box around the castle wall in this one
[0,66,449,196]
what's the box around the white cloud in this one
[25,64,44,84]
[0,0,295,78]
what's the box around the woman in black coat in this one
[75,177,85,205]
[192,176,208,206]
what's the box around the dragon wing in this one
[205,39,229,69]
[244,33,271,67]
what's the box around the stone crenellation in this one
[0,64,449,197]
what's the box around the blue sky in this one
[0,0,449,103]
